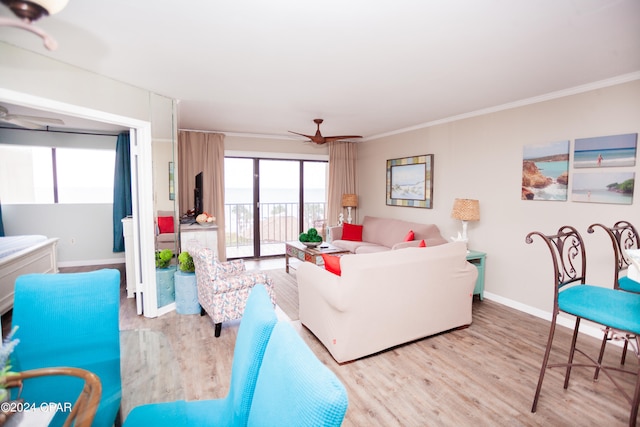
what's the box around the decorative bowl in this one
[197,221,216,227]
[301,241,322,248]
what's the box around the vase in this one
[174,270,200,315]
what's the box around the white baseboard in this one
[483,291,622,348]
[58,258,125,268]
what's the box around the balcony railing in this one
[224,201,326,258]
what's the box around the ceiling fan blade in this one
[323,135,363,142]
[288,130,316,139]
[6,114,64,125]
[0,117,45,130]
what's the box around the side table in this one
[466,250,486,300]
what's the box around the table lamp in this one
[451,198,480,244]
[342,194,358,224]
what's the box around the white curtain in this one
[327,141,358,226]
[178,131,227,260]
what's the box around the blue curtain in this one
[112,132,132,252]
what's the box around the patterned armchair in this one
[191,244,276,337]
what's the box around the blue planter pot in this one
[156,265,177,307]
[174,270,201,315]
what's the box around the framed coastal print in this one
[574,133,637,168]
[571,171,634,204]
[386,154,433,208]
[522,140,569,201]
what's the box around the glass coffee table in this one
[285,241,350,273]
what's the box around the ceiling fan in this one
[0,105,65,129]
[289,119,362,145]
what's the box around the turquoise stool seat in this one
[559,284,640,335]
[619,276,640,294]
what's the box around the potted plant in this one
[155,249,176,308]
[175,251,201,315]
[155,249,173,269]
[177,251,195,273]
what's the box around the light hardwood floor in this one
[63,261,639,426]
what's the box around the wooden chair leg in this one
[214,323,222,337]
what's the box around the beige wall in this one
[358,79,640,314]
[0,42,176,265]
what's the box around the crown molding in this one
[365,71,640,141]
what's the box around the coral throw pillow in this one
[322,254,342,276]
[419,239,426,247]
[158,216,174,234]
[404,230,415,241]
[342,223,363,242]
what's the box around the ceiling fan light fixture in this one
[1,0,68,22]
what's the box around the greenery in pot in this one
[178,251,195,273]
[155,249,173,269]
[299,227,322,243]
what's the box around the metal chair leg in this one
[532,312,558,413]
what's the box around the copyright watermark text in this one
[1,401,73,412]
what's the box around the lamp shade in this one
[342,194,358,208]
[451,198,480,221]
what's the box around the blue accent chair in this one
[10,269,121,427]
[526,225,640,426]
[123,283,277,427]
[588,221,640,366]
[247,322,349,427]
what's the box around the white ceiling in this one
[0,0,639,139]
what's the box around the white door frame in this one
[0,88,160,318]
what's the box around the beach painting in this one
[572,171,634,204]
[386,154,433,208]
[574,133,637,168]
[522,140,569,201]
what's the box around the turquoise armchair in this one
[122,284,278,426]
[247,321,349,426]
[10,269,121,427]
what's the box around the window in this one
[0,144,115,204]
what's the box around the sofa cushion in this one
[419,239,426,247]
[342,223,363,241]
[158,216,174,234]
[321,254,342,276]
[404,230,415,241]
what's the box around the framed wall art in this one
[574,133,637,168]
[571,171,634,205]
[521,140,569,201]
[386,154,433,208]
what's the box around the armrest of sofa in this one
[326,225,343,243]
[297,262,345,310]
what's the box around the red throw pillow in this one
[419,239,426,247]
[322,254,342,276]
[342,223,363,242]
[157,216,174,234]
[404,230,415,241]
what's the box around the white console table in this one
[180,223,218,256]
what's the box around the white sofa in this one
[327,215,448,254]
[297,242,477,363]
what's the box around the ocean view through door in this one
[224,157,327,259]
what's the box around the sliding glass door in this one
[224,157,327,259]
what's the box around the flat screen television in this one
[194,171,203,216]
